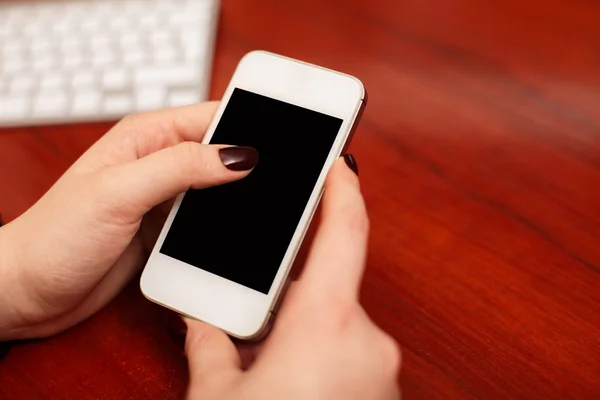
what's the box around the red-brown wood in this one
[1,0,600,398]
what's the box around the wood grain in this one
[1,0,599,398]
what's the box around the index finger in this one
[75,101,220,170]
[297,156,369,302]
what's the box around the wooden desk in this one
[1,0,599,398]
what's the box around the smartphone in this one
[141,51,367,340]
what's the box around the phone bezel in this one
[141,50,365,339]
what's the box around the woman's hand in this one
[0,102,258,340]
[184,159,402,400]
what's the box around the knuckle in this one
[185,325,210,354]
[109,114,144,148]
[324,296,360,331]
[117,113,142,130]
[293,290,357,333]
[91,170,136,222]
[178,142,205,177]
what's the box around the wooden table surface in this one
[1,0,600,398]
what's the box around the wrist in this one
[0,218,88,340]
[0,220,34,340]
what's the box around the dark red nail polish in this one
[343,154,359,176]
[219,146,259,171]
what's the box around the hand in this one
[0,102,259,340]
[184,159,401,400]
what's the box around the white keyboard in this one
[0,0,219,127]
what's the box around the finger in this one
[235,341,264,370]
[228,279,300,368]
[98,143,258,217]
[51,236,147,333]
[139,199,176,255]
[289,205,321,281]
[76,102,220,169]
[296,156,369,301]
[184,318,242,381]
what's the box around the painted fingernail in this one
[219,146,259,171]
[343,154,359,176]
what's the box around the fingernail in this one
[343,154,359,176]
[219,146,259,171]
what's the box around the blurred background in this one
[1,0,599,399]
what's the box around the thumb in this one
[99,143,258,216]
[184,318,242,383]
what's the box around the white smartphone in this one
[141,50,367,340]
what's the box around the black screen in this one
[160,88,342,294]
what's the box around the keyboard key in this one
[90,35,111,50]
[32,92,68,117]
[151,31,173,47]
[122,0,149,13]
[154,0,179,13]
[103,93,133,114]
[35,3,65,19]
[52,20,72,34]
[180,29,202,49]
[102,69,128,91]
[71,91,101,115]
[40,75,65,91]
[119,33,141,51]
[2,58,24,74]
[30,44,53,60]
[123,49,147,65]
[135,87,166,111]
[92,50,115,67]
[81,19,100,31]
[168,89,200,107]
[62,53,85,69]
[0,95,28,120]
[9,75,35,93]
[153,47,177,63]
[32,55,55,71]
[170,13,201,25]
[139,14,159,28]
[135,65,200,87]
[72,71,96,88]
[30,39,52,53]
[180,30,205,59]
[2,42,23,57]
[110,16,129,30]
[0,21,19,38]
[62,2,90,19]
[91,1,113,17]
[1,47,24,69]
[60,36,81,52]
[22,23,44,36]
